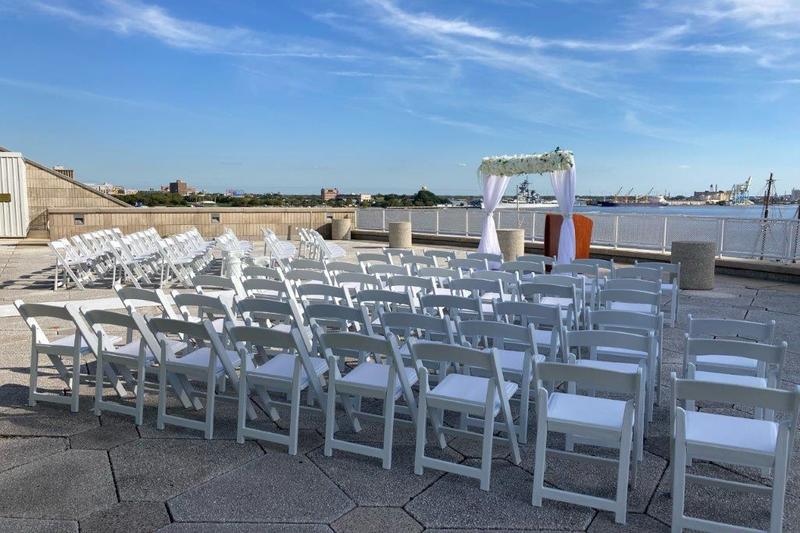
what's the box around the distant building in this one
[169,179,195,195]
[52,165,74,179]
[337,193,372,204]
[791,188,800,202]
[84,182,125,194]
[321,187,339,201]
[692,188,731,203]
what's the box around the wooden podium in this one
[544,213,593,259]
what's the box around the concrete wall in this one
[48,207,357,242]
[25,160,128,234]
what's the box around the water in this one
[570,204,800,220]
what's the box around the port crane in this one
[729,177,752,205]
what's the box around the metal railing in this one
[355,207,800,262]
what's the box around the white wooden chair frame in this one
[532,361,641,524]
[670,375,800,532]
[410,340,521,490]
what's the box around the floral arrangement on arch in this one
[479,147,574,177]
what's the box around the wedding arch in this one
[477,148,576,264]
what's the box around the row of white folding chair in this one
[671,315,797,531]
[262,228,296,262]
[614,263,680,327]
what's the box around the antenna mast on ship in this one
[759,173,775,260]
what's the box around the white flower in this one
[479,149,574,176]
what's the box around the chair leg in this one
[615,431,632,524]
[769,433,790,533]
[204,379,216,440]
[157,363,168,430]
[236,372,248,445]
[518,379,530,445]
[94,352,104,416]
[414,392,427,476]
[135,362,145,426]
[324,379,336,457]
[479,411,494,491]
[381,389,395,470]
[70,354,81,413]
[288,379,302,456]
[531,422,547,506]
[29,346,39,407]
[671,442,687,532]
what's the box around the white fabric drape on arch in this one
[548,164,577,264]
[477,174,511,255]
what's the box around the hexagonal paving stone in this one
[307,443,463,506]
[0,450,116,519]
[0,518,78,533]
[0,436,68,472]
[110,438,263,501]
[0,405,100,436]
[405,459,594,530]
[70,421,139,450]
[168,450,354,524]
[332,507,422,533]
[80,502,171,533]
[587,512,668,531]
[158,524,332,533]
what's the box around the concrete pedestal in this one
[671,241,715,290]
[389,221,412,248]
[497,229,525,262]
[331,218,352,240]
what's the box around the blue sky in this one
[0,0,799,196]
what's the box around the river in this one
[567,204,799,219]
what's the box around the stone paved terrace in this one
[1,240,799,533]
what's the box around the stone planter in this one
[388,221,412,248]
[497,229,525,262]
[671,241,715,290]
[331,218,352,240]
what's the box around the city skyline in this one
[1,0,799,195]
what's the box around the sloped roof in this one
[0,145,130,207]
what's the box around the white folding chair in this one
[455,319,542,444]
[634,261,680,327]
[671,375,800,533]
[318,330,418,469]
[410,341,521,490]
[148,317,250,439]
[493,300,563,359]
[687,315,775,379]
[423,249,456,267]
[560,328,650,458]
[229,325,328,455]
[532,360,641,524]
[684,337,786,419]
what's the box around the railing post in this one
[661,217,668,254]
[465,208,469,237]
[613,215,619,249]
[382,209,386,232]
[435,209,440,235]
[718,218,725,258]
[531,212,537,242]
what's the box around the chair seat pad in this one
[574,359,641,374]
[429,373,518,415]
[609,302,653,314]
[540,296,574,308]
[693,371,767,389]
[112,339,186,362]
[596,346,648,360]
[248,353,327,387]
[695,355,758,371]
[433,287,453,296]
[547,392,629,431]
[535,329,558,348]
[340,363,418,398]
[168,347,240,373]
[495,348,543,377]
[211,317,246,333]
[684,411,777,454]
[50,334,122,352]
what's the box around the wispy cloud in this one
[0,75,166,109]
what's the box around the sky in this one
[0,0,799,196]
